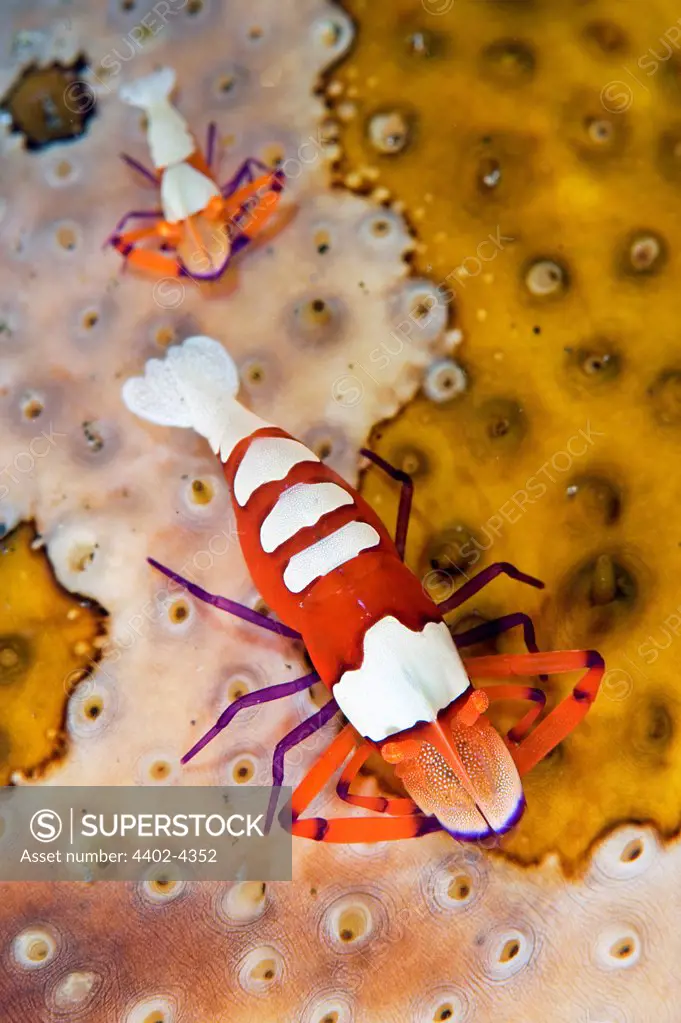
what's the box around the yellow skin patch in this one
[330,0,681,867]
[0,524,106,784]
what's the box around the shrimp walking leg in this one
[358,448,413,560]
[205,121,218,170]
[220,157,273,197]
[464,650,604,775]
[437,561,545,616]
[105,208,163,247]
[454,610,547,678]
[182,671,318,764]
[454,611,541,655]
[147,557,301,639]
[265,698,340,830]
[336,744,421,815]
[474,684,547,744]
[120,152,158,185]
[284,726,441,842]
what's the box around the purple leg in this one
[206,121,218,172]
[182,671,318,764]
[233,167,285,217]
[113,208,163,233]
[104,208,163,250]
[120,152,158,187]
[359,448,413,561]
[437,562,544,617]
[453,610,547,680]
[220,157,272,197]
[148,557,301,640]
[454,611,540,655]
[265,698,340,831]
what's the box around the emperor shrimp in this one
[122,336,605,844]
[106,67,285,281]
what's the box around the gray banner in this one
[0,787,292,881]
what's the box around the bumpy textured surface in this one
[329,0,681,867]
[0,0,679,1020]
[1,822,677,1023]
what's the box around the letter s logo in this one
[30,809,63,843]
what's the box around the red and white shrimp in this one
[122,336,604,844]
[106,67,284,281]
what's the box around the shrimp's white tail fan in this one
[119,66,194,168]
[119,66,177,110]
[122,335,270,460]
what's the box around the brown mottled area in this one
[1,59,96,149]
[330,0,681,865]
[0,523,105,784]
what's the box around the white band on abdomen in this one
[283,521,380,594]
[260,482,354,553]
[234,436,319,507]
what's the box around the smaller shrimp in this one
[106,67,285,281]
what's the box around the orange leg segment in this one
[465,650,604,776]
[223,171,280,214]
[478,684,547,745]
[113,221,186,278]
[286,725,440,842]
[223,170,284,241]
[336,744,421,816]
[114,226,170,250]
[117,246,184,278]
